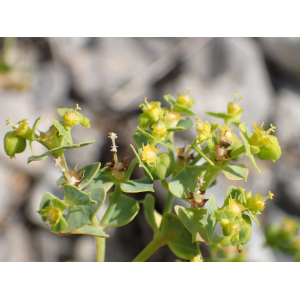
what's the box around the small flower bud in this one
[196,117,211,144]
[227,92,244,117]
[151,114,168,141]
[176,87,195,108]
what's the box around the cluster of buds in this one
[214,132,232,162]
[139,97,162,124]
[151,114,168,142]
[185,177,208,209]
[104,132,129,180]
[196,117,211,144]
[61,104,90,130]
[216,197,251,250]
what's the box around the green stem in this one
[101,183,122,226]
[123,157,138,181]
[162,190,175,215]
[95,237,106,262]
[60,154,69,173]
[132,234,167,262]
[230,145,246,158]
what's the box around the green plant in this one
[265,217,300,261]
[3,89,282,262]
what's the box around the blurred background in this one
[0,37,299,262]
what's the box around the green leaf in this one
[138,112,153,128]
[174,206,207,242]
[248,210,260,226]
[239,132,261,173]
[143,194,161,233]
[130,144,153,180]
[132,132,150,151]
[60,224,109,237]
[206,112,234,121]
[120,177,154,193]
[40,192,68,212]
[105,194,140,228]
[62,187,106,232]
[90,171,115,192]
[222,186,246,208]
[174,103,196,115]
[57,108,71,118]
[161,213,200,260]
[57,162,101,189]
[200,195,219,244]
[52,119,73,144]
[210,123,220,134]
[167,116,195,132]
[221,164,249,181]
[169,165,208,200]
[163,94,177,105]
[51,216,68,234]
[27,141,95,163]
[239,123,252,140]
[136,127,156,143]
[62,184,96,205]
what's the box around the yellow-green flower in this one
[165,110,181,128]
[196,117,211,143]
[249,122,276,147]
[246,190,273,212]
[139,97,162,122]
[39,206,61,226]
[62,104,90,130]
[227,92,244,116]
[228,197,246,218]
[141,143,161,165]
[152,115,168,141]
[6,117,32,139]
[176,87,195,108]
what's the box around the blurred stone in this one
[73,235,96,262]
[259,37,300,78]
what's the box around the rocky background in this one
[0,37,299,262]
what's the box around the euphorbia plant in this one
[3,89,282,262]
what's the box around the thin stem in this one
[95,237,106,262]
[101,183,122,226]
[123,157,138,181]
[162,190,175,215]
[132,234,167,262]
[60,154,69,173]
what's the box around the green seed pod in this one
[220,236,231,247]
[145,152,175,180]
[256,135,281,162]
[4,131,26,158]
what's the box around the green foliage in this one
[104,194,140,228]
[161,213,200,260]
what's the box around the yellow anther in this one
[270,124,276,131]
[269,191,274,200]
[185,87,191,93]
[76,103,81,110]
[232,91,238,96]
[6,117,11,126]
